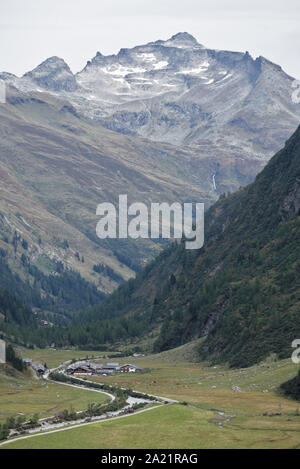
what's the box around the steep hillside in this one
[280,369,300,401]
[0,85,221,308]
[0,274,37,346]
[71,126,300,366]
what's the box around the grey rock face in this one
[23,56,78,92]
[281,179,300,217]
[71,35,300,162]
[76,35,300,164]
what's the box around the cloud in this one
[0,0,299,79]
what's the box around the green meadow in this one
[3,403,300,449]
[1,346,300,449]
[0,367,109,423]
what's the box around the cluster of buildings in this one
[65,361,142,376]
[20,356,143,377]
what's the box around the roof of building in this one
[66,361,87,370]
[121,364,142,369]
[32,363,45,372]
[73,365,91,372]
[89,364,104,369]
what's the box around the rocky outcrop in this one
[23,57,78,92]
[281,179,300,217]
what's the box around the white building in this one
[0,339,5,363]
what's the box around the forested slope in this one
[71,126,300,366]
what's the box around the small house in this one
[32,363,45,375]
[103,363,120,372]
[120,364,142,373]
[72,365,92,376]
[89,364,104,374]
[23,358,32,367]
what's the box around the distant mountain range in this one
[2,32,300,182]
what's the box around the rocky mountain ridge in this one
[2,32,299,171]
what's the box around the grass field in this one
[1,347,300,449]
[88,356,300,414]
[3,403,300,449]
[0,366,109,423]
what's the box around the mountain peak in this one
[23,56,78,92]
[163,32,204,49]
[25,56,70,73]
[170,32,197,41]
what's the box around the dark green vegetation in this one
[66,126,300,367]
[0,413,39,441]
[0,284,33,332]
[0,248,104,346]
[0,245,104,314]
[49,372,157,402]
[93,263,123,283]
[5,344,26,372]
[281,369,300,401]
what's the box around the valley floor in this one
[0,366,109,424]
[3,403,300,449]
[1,346,300,449]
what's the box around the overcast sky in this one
[0,0,299,79]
